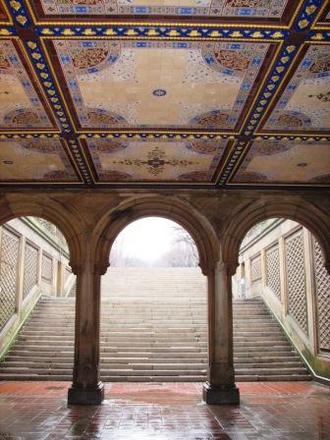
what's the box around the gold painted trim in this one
[226,181,330,187]
[0,0,14,25]
[0,131,59,135]
[40,36,280,43]
[311,0,330,29]
[255,131,330,138]
[79,131,237,137]
[239,42,283,132]
[92,180,215,186]
[0,181,83,185]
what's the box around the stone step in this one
[0,272,311,382]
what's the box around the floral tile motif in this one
[52,40,269,130]
[0,138,78,182]
[39,0,289,18]
[0,40,53,130]
[232,139,330,184]
[263,45,330,133]
[87,137,228,182]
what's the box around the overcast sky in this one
[111,217,181,262]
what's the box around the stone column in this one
[68,244,105,405]
[203,261,240,404]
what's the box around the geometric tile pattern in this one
[266,244,281,299]
[0,226,19,330]
[285,229,308,335]
[313,237,330,352]
[251,254,262,282]
[23,242,39,299]
[0,0,329,187]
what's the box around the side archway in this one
[222,199,330,274]
[0,196,84,273]
[94,195,220,276]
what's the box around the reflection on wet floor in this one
[0,382,329,439]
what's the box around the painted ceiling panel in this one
[0,138,78,182]
[0,40,54,130]
[231,140,330,185]
[37,0,290,18]
[262,45,330,133]
[87,137,227,182]
[51,40,270,131]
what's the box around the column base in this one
[68,382,104,405]
[203,382,240,405]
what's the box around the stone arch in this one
[222,199,330,274]
[0,196,84,273]
[94,195,220,276]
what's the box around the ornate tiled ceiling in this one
[0,0,329,188]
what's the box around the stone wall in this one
[0,217,74,358]
[235,218,330,380]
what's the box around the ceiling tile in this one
[0,138,79,182]
[49,40,272,131]
[231,139,330,185]
[86,137,228,182]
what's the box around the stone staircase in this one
[0,267,311,382]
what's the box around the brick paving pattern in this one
[0,382,329,439]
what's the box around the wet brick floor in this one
[0,381,329,439]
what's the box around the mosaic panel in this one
[87,137,228,182]
[251,254,262,282]
[232,140,330,184]
[0,227,19,330]
[313,237,330,352]
[0,138,78,182]
[23,242,38,299]
[263,45,330,133]
[266,244,281,299]
[0,40,53,130]
[41,253,53,283]
[285,229,308,335]
[51,40,270,130]
[38,0,289,18]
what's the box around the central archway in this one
[100,216,208,382]
[93,196,220,387]
[94,196,220,277]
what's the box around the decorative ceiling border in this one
[23,39,73,133]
